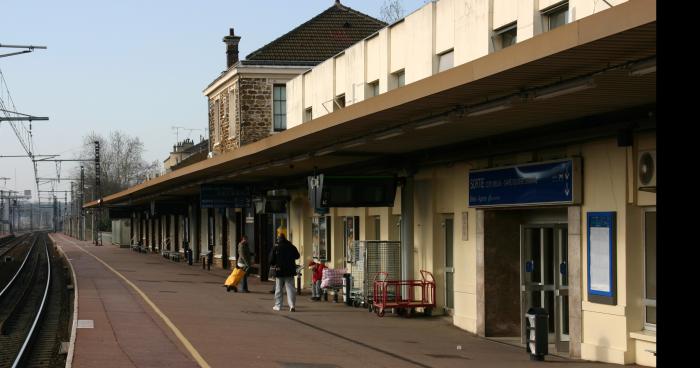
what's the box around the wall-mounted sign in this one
[200,184,251,208]
[587,211,617,305]
[468,158,581,208]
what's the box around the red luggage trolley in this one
[372,270,436,317]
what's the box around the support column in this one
[568,206,582,358]
[476,209,486,337]
[400,176,414,282]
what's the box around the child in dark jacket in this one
[308,257,326,301]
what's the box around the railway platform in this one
[51,233,626,368]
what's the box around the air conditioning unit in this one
[637,150,656,191]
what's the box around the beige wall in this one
[286,0,630,124]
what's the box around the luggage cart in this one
[347,240,401,310]
[372,270,436,318]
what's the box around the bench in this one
[162,250,170,259]
[170,252,182,262]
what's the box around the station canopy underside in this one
[86,1,655,211]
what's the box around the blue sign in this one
[200,184,251,208]
[468,158,580,207]
[587,211,616,303]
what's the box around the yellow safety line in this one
[65,237,211,368]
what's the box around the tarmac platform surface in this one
[51,233,627,368]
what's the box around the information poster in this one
[587,212,616,304]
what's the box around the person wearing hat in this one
[269,231,300,311]
[308,256,326,301]
[268,226,287,294]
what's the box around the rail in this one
[12,237,51,368]
[0,235,37,298]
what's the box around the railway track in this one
[0,234,30,260]
[0,232,70,368]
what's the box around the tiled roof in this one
[245,1,386,63]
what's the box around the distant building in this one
[204,0,386,155]
[163,138,209,173]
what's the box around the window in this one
[343,216,359,262]
[367,80,379,98]
[312,216,330,262]
[543,2,569,31]
[493,23,517,50]
[334,94,345,112]
[643,208,656,330]
[391,70,406,88]
[437,50,454,72]
[273,85,286,131]
[394,70,405,88]
[212,99,221,144]
[228,91,236,138]
[304,107,313,123]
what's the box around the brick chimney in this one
[223,28,241,69]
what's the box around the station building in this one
[89,0,656,366]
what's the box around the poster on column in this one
[587,211,616,305]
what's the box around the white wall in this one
[286,0,628,120]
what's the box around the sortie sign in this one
[468,158,581,207]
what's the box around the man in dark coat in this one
[269,233,300,311]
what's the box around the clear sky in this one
[0,0,426,202]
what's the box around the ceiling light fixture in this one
[292,153,311,162]
[628,57,656,76]
[533,77,595,100]
[466,97,514,116]
[414,118,449,130]
[374,128,405,140]
[342,138,368,149]
[315,147,337,156]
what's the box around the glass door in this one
[520,224,569,352]
[554,226,569,352]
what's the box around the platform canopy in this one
[85,0,655,209]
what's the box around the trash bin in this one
[343,273,352,306]
[525,307,549,361]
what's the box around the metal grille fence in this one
[348,240,401,306]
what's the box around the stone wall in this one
[208,76,273,153]
[239,78,272,146]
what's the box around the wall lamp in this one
[466,97,514,116]
[532,77,596,101]
[629,57,656,76]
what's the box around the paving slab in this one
[52,233,631,368]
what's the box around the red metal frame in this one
[372,270,436,317]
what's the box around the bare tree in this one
[380,0,405,23]
[73,130,161,202]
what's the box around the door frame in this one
[440,214,455,315]
[519,223,569,352]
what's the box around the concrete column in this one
[476,209,485,337]
[401,177,415,281]
[568,206,582,358]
